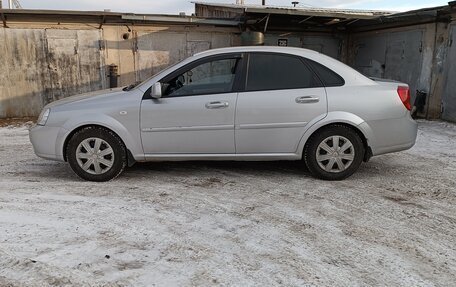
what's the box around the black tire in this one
[304,125,365,181]
[67,126,127,182]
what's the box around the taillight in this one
[397,86,411,111]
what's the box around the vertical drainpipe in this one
[262,0,266,5]
[8,0,13,9]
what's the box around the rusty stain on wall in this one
[0,28,104,117]
[0,25,238,118]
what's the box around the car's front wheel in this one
[304,125,365,180]
[67,126,127,182]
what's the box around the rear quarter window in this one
[306,59,345,87]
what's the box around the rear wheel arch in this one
[303,123,369,180]
[303,122,372,162]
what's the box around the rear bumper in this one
[364,113,418,156]
[29,125,65,161]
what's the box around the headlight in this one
[37,108,50,126]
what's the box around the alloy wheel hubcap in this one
[316,135,355,173]
[76,137,114,175]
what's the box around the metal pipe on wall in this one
[8,0,12,9]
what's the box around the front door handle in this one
[205,101,229,109]
[296,96,320,104]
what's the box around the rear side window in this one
[306,59,345,87]
[246,53,321,91]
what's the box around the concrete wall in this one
[0,23,239,118]
[1,9,456,121]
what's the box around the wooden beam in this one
[98,15,106,29]
[263,13,270,32]
[299,16,313,24]
[325,18,340,25]
[0,11,8,28]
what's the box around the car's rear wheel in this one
[67,126,127,182]
[304,125,364,180]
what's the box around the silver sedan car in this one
[29,46,417,181]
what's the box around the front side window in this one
[162,58,239,97]
[246,53,321,92]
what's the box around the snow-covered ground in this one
[0,120,455,286]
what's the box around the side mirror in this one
[150,82,162,99]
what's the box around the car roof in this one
[193,46,320,57]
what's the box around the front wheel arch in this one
[63,124,128,162]
[66,125,128,181]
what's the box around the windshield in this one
[122,58,189,92]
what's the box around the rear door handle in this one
[295,96,320,104]
[205,101,229,109]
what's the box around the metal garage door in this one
[354,34,387,78]
[442,26,456,122]
[0,28,104,117]
[354,30,423,102]
[45,29,105,104]
[135,32,187,82]
[135,32,233,83]
[302,36,342,60]
[0,28,48,117]
[384,31,424,103]
[264,34,342,60]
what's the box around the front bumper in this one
[29,125,66,161]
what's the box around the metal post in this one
[262,0,265,5]
[108,64,119,88]
[8,0,12,9]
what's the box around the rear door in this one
[235,53,327,154]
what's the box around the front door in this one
[140,54,242,154]
[235,52,327,154]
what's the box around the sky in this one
[11,0,451,14]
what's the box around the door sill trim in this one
[143,153,300,161]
